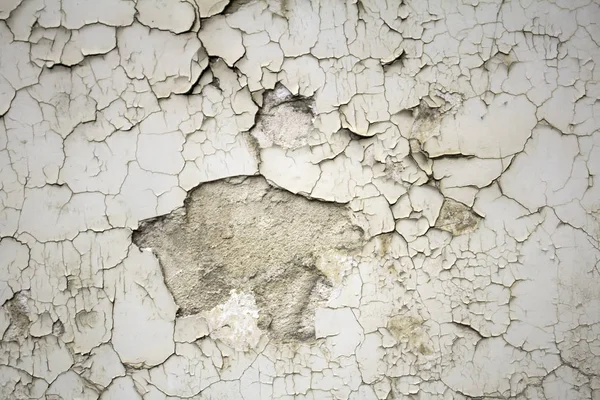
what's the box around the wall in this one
[1,0,599,398]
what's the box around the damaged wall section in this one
[133,176,365,342]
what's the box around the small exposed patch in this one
[3,292,31,341]
[133,176,365,342]
[250,84,316,150]
[435,199,482,236]
[52,320,65,336]
[410,90,463,146]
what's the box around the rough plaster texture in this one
[133,176,365,342]
[0,0,599,399]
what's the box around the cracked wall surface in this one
[0,0,599,398]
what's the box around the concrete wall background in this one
[0,0,599,398]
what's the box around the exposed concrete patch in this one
[410,91,463,146]
[250,84,316,150]
[133,176,365,342]
[434,199,482,236]
[3,292,31,342]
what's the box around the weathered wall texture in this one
[0,0,599,398]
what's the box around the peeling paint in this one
[1,0,599,398]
